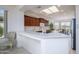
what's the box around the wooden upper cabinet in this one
[39,18,48,23]
[24,15,48,26]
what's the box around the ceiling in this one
[0,5,75,21]
[21,5,75,21]
[0,5,17,10]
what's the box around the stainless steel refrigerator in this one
[71,18,76,50]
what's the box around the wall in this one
[47,11,74,24]
[0,6,24,46]
[76,6,79,54]
[7,7,24,32]
[24,11,40,18]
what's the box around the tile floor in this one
[0,47,76,54]
[69,49,76,54]
[0,47,30,54]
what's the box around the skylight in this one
[42,9,51,14]
[41,6,59,14]
[48,6,59,13]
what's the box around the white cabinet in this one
[17,33,41,53]
[17,34,24,48]
[41,38,71,54]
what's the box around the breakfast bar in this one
[17,31,71,54]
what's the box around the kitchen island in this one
[17,31,71,54]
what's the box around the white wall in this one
[48,12,74,24]
[76,6,79,54]
[24,11,40,18]
[7,7,24,32]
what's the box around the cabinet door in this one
[35,19,40,26]
[24,15,48,26]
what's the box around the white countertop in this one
[17,31,71,40]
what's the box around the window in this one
[54,21,71,33]
[61,22,71,29]
[0,10,7,38]
[54,22,60,30]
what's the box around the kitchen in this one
[17,5,75,54]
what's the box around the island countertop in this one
[17,31,71,40]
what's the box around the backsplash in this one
[24,26,49,32]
